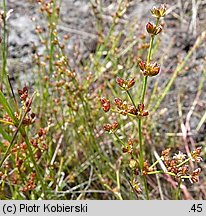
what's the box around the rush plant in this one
[101,4,202,200]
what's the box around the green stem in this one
[176,157,191,168]
[113,132,125,147]
[140,76,148,103]
[147,170,176,176]
[116,169,123,200]
[137,17,160,200]
[138,119,149,199]
[49,23,55,75]
[141,18,160,103]
[1,0,7,91]
[176,179,182,200]
[0,92,46,197]
[138,120,144,170]
[149,156,163,169]
[23,134,46,198]
[147,36,155,64]
[126,90,137,108]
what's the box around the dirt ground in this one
[5,0,206,144]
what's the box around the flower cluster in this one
[1,87,36,127]
[122,138,135,154]
[103,121,118,133]
[151,4,167,18]
[114,98,137,116]
[139,60,160,76]
[160,148,202,183]
[21,172,36,192]
[101,97,149,119]
[100,3,203,199]
[100,97,110,112]
[30,127,49,155]
[116,77,135,91]
[37,0,60,17]
[18,87,36,125]
[191,147,202,162]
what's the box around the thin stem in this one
[113,132,125,147]
[176,179,182,200]
[177,157,191,168]
[126,90,137,108]
[138,119,149,199]
[140,76,148,103]
[146,36,155,64]
[138,120,144,170]
[1,0,7,91]
[116,169,123,200]
[140,18,160,104]
[23,134,46,198]
[0,93,46,197]
[147,170,176,176]
[149,156,163,169]
[137,17,161,200]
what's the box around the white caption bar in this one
[0,201,205,216]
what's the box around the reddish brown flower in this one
[116,77,125,88]
[138,61,160,77]
[18,86,28,101]
[177,165,189,177]
[161,148,170,160]
[100,97,110,112]
[137,103,149,117]
[127,104,137,115]
[112,121,118,130]
[190,168,201,183]
[114,98,123,109]
[127,78,135,89]
[103,121,118,133]
[116,77,135,90]
[146,22,162,35]
[191,147,202,162]
[103,124,112,132]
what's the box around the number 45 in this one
[190,204,203,212]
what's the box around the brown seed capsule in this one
[116,77,135,90]
[181,165,189,175]
[190,168,201,183]
[116,77,125,88]
[146,22,155,34]
[114,98,123,109]
[18,86,28,101]
[112,121,118,130]
[138,60,146,71]
[122,147,129,153]
[31,113,36,119]
[150,62,161,76]
[161,148,170,159]
[100,97,110,112]
[127,78,135,89]
[191,147,202,162]
[127,105,137,115]
[138,61,160,77]
[146,22,162,35]
[103,124,112,132]
[137,103,149,117]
